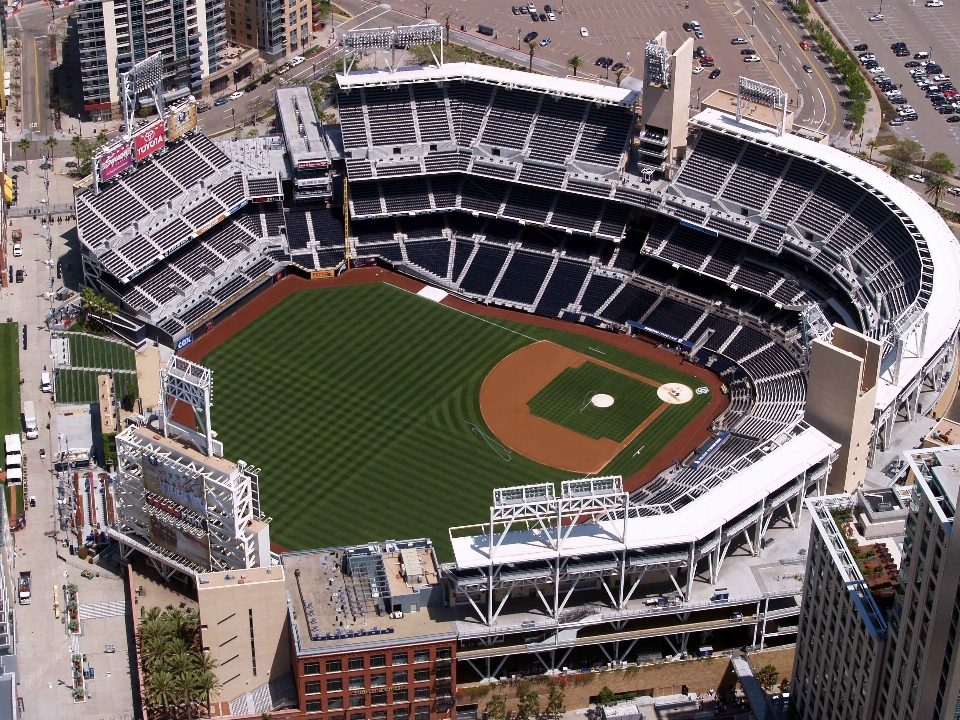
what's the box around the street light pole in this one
[777,43,782,64]
[752,5,756,25]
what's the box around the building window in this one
[305,682,321,694]
[392,671,408,685]
[371,655,387,668]
[300,5,307,18]
[413,651,430,663]
[289,11,296,23]
[414,669,430,682]
[329,698,345,710]
[435,649,451,660]
[373,713,388,720]
[327,660,343,673]
[350,696,367,708]
[331,716,345,720]
[371,674,387,687]
[415,688,430,701]
[371,692,388,706]
[392,653,408,666]
[306,700,323,713]
[305,663,321,675]
[393,690,409,703]
[349,658,365,671]
[415,706,430,720]
[352,714,367,720]
[350,677,366,690]
[328,679,344,692]
[394,710,410,720]
[435,666,451,680]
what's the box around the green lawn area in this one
[54,369,138,406]
[67,334,136,371]
[0,324,21,437]
[528,362,661,442]
[202,284,711,559]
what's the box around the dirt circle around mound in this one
[657,383,693,404]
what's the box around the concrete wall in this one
[198,566,291,703]
[641,34,693,166]
[805,326,880,493]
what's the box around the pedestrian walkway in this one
[78,600,128,620]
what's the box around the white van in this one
[40,372,51,393]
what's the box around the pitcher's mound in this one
[590,393,615,408]
[657,383,693,404]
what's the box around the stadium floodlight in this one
[394,22,442,48]
[342,27,394,50]
[562,476,623,499]
[494,482,555,507]
[644,41,672,89]
[120,53,166,137]
[737,76,787,134]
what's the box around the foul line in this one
[464,422,512,461]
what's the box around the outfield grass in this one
[54,369,138,406]
[528,362,661,442]
[0,324,21,438]
[202,284,711,559]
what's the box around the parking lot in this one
[815,0,960,164]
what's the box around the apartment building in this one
[76,0,225,120]
[793,444,960,720]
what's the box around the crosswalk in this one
[78,600,127,620]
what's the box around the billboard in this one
[166,102,197,142]
[148,513,211,569]
[99,142,133,182]
[134,118,166,162]
[142,451,206,514]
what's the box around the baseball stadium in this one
[86,31,960,707]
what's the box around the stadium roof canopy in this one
[450,424,838,569]
[337,62,639,107]
[691,107,960,412]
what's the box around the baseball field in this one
[197,276,720,559]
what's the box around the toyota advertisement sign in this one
[99,142,133,182]
[134,118,166,162]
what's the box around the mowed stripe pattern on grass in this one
[0,324,20,437]
[527,362,661,442]
[202,284,572,560]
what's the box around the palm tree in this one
[867,139,878,161]
[925,174,950,208]
[890,162,907,181]
[443,12,452,46]
[196,669,222,718]
[44,135,58,170]
[614,67,626,87]
[527,40,537,72]
[145,668,176,718]
[71,135,84,168]
[172,670,200,718]
[141,635,172,670]
[17,138,30,173]
[95,130,108,147]
[567,55,583,77]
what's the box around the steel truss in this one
[160,356,217,458]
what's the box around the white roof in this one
[4,435,21,455]
[691,108,960,412]
[5,468,21,481]
[5,454,21,468]
[452,425,838,568]
[337,62,638,106]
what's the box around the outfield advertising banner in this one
[142,451,206,514]
[99,143,133,182]
[148,514,211,569]
[134,118,166,162]
[166,103,197,142]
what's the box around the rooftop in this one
[337,62,638,106]
[198,565,285,590]
[283,542,456,656]
[126,424,241,481]
[275,86,330,170]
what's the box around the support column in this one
[685,541,696,599]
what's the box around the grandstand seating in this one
[494,250,553,305]
[460,244,509,296]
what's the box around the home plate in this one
[591,393,615,408]
[657,383,693,404]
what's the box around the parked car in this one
[580,26,588,36]
[214,97,230,106]
[692,66,704,74]
[803,63,813,73]
[744,56,760,63]
[709,68,721,79]
[538,36,551,46]
[695,29,704,38]
[695,45,706,58]
[512,5,520,13]
[683,22,693,31]
[523,31,538,42]
[289,55,306,66]
[854,43,868,51]
[701,59,715,67]
[595,56,606,65]
[546,11,555,19]
[927,0,943,6]
[611,62,624,71]
[948,186,960,195]
[907,174,926,183]
[905,61,921,68]
[12,243,21,257]
[800,40,811,50]
[229,91,244,100]
[731,37,748,44]
[741,48,756,55]
[869,13,884,20]
[889,117,905,126]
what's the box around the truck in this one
[18,571,31,605]
[22,401,37,440]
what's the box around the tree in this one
[596,686,617,707]
[614,67,626,88]
[527,40,538,72]
[925,174,951,209]
[545,684,566,720]
[926,151,956,177]
[44,135,58,155]
[145,668,176,716]
[443,12,452,46]
[517,688,541,720]
[847,99,866,132]
[17,138,30,173]
[71,135,84,166]
[567,54,584,77]
[793,0,810,20]
[95,131,108,147]
[890,162,908,181]
[756,664,779,689]
[485,694,507,720]
[888,138,923,166]
[867,139,879,160]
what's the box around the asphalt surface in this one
[815,0,960,157]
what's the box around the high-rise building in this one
[793,444,960,720]
[77,0,225,121]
